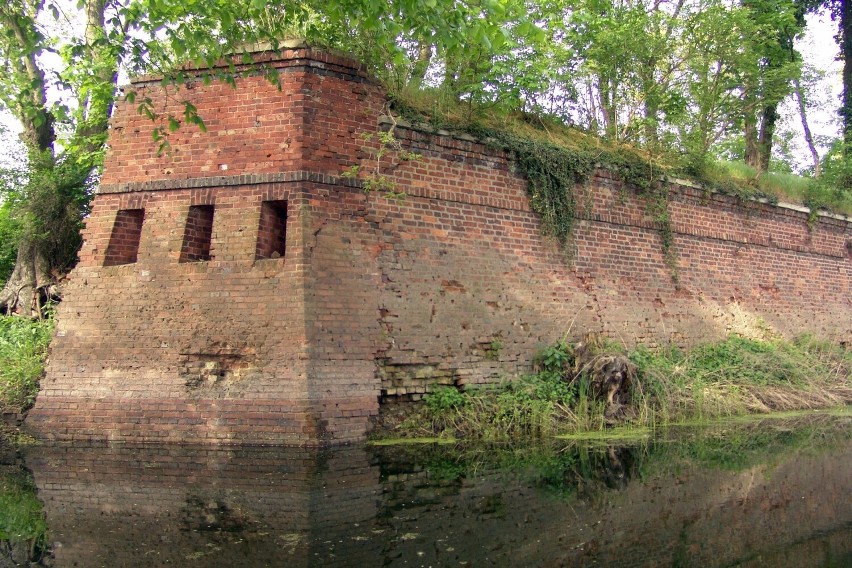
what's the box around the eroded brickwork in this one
[27,48,852,444]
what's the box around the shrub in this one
[0,315,53,413]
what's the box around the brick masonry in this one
[26,48,852,445]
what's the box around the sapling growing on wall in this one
[343,112,421,198]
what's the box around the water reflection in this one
[4,412,851,567]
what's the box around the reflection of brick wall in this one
[25,440,852,567]
[27,48,852,445]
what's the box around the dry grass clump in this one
[626,334,851,423]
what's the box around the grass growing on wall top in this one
[389,89,852,219]
[384,334,852,442]
[710,160,852,215]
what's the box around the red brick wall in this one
[255,200,287,259]
[178,204,214,262]
[26,48,852,445]
[102,208,144,266]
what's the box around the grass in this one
[0,315,53,414]
[391,89,852,218]
[632,334,852,423]
[383,333,851,442]
[0,469,48,551]
[712,160,852,216]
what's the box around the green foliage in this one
[484,338,503,360]
[808,140,852,215]
[425,386,466,413]
[417,371,577,441]
[532,339,572,381]
[374,410,848,507]
[0,316,54,413]
[463,123,674,268]
[0,203,22,288]
[396,333,851,441]
[11,154,93,275]
[684,159,852,217]
[470,126,593,249]
[630,333,851,421]
[342,125,420,198]
[0,470,48,545]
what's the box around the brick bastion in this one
[26,48,852,445]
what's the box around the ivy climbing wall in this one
[27,48,852,445]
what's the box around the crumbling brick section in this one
[26,47,852,446]
[103,209,144,266]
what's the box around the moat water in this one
[2,411,850,567]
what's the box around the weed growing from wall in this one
[343,111,421,199]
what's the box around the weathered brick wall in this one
[27,48,852,444]
[364,127,851,398]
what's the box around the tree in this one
[0,0,531,315]
[739,0,810,174]
[0,0,110,316]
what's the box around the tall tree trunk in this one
[744,111,760,169]
[0,0,113,314]
[586,80,599,134]
[842,0,852,152]
[598,76,616,139]
[0,241,51,318]
[408,42,432,89]
[641,65,660,148]
[756,104,779,173]
[793,76,820,177]
[0,7,56,315]
[744,103,778,174]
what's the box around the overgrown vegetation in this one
[0,469,49,565]
[0,316,53,414]
[387,333,851,442]
[388,90,850,280]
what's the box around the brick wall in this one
[26,48,852,445]
[178,204,214,262]
[102,208,144,266]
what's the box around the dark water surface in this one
[2,412,851,567]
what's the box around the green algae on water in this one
[367,437,457,446]
[556,427,652,442]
